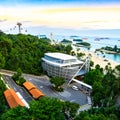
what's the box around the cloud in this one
[21,21,32,23]
[0,19,7,22]
[1,6,120,30]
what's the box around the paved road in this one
[24,76,88,105]
[2,72,88,105]
[3,75,33,103]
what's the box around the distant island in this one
[76,42,91,47]
[96,45,120,54]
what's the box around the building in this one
[4,89,25,108]
[23,82,45,99]
[42,52,89,80]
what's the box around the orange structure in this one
[29,88,45,99]
[4,89,25,108]
[23,81,36,91]
[23,81,45,99]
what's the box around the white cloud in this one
[0,6,120,30]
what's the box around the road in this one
[24,75,88,105]
[3,75,33,103]
[1,71,88,105]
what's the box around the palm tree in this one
[115,65,120,77]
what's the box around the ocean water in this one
[53,35,120,63]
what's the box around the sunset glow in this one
[0,0,120,31]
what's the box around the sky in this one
[0,0,120,36]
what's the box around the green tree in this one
[92,81,104,106]
[2,97,65,120]
[12,68,26,85]
[114,45,117,52]
[70,51,76,56]
[77,52,85,59]
[63,101,79,119]
[0,75,8,118]
[64,45,72,54]
[1,106,30,120]
[29,97,65,120]
[0,53,5,69]
[50,77,65,91]
[90,60,94,67]
[115,65,120,77]
[84,65,103,86]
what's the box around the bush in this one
[55,87,64,92]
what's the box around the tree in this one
[29,97,65,120]
[84,65,103,86]
[50,77,65,92]
[2,97,65,120]
[64,45,72,54]
[75,106,119,120]
[1,106,30,120]
[92,81,104,106]
[12,68,26,85]
[0,53,5,69]
[90,60,94,67]
[62,101,79,119]
[115,65,120,77]
[70,51,76,56]
[114,45,117,52]
[0,75,8,118]
[77,52,85,59]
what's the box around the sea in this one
[53,35,120,63]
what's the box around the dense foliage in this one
[50,77,65,92]
[61,39,72,43]
[0,75,8,118]
[0,32,72,75]
[77,42,91,47]
[1,97,79,120]
[83,64,120,119]
[101,45,120,53]
[84,64,120,107]
[77,52,85,59]
[12,68,26,85]
[75,106,120,120]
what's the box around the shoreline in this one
[72,44,120,69]
[84,51,120,69]
[96,49,120,55]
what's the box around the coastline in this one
[96,49,120,55]
[72,42,120,69]
[84,51,120,69]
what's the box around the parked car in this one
[72,85,79,90]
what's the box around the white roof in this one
[42,58,83,67]
[45,52,77,60]
[72,78,92,89]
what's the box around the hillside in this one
[0,32,72,75]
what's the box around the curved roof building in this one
[4,89,25,108]
[42,52,87,80]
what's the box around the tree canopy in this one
[0,32,72,75]
[1,97,79,120]
[50,77,65,91]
